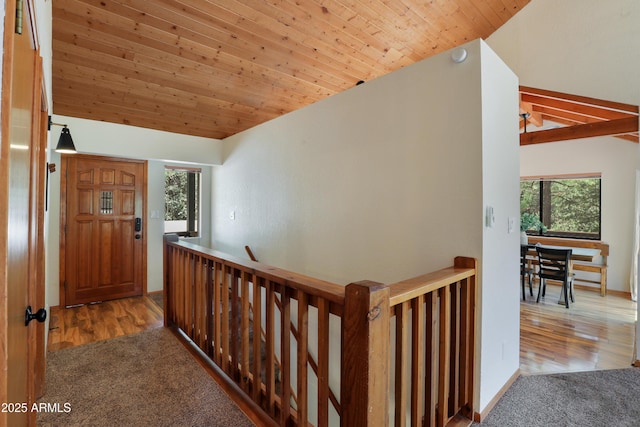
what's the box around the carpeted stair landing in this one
[38,327,254,426]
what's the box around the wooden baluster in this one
[252,275,263,402]
[221,264,230,373]
[213,260,222,365]
[458,277,471,412]
[265,281,276,416]
[185,250,190,333]
[317,298,330,427]
[297,291,309,426]
[200,259,208,349]
[341,281,390,427]
[395,301,409,427]
[231,269,240,381]
[449,281,461,415]
[411,295,425,427]
[176,249,184,330]
[171,249,178,326]
[437,286,451,426]
[280,286,292,425]
[241,271,251,391]
[455,256,476,417]
[175,248,182,326]
[206,259,214,357]
[163,235,179,327]
[194,255,202,345]
[168,246,176,324]
[424,292,437,427]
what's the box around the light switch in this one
[485,206,495,228]
[229,210,235,220]
[508,217,516,233]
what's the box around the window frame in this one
[520,173,602,241]
[164,166,201,237]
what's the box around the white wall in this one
[479,42,521,410]
[487,0,640,106]
[215,42,485,284]
[51,115,222,165]
[213,39,519,416]
[487,0,640,294]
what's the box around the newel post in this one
[341,280,390,427]
[163,233,179,327]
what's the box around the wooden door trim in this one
[59,154,148,307]
[27,51,48,403]
[0,0,17,418]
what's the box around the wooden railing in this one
[164,235,477,426]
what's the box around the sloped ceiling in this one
[52,0,530,139]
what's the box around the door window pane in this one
[100,191,113,214]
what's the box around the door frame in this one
[59,154,148,308]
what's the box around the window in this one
[520,175,601,240]
[164,167,200,236]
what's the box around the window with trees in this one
[165,167,200,236]
[520,175,601,240]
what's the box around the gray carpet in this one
[38,327,254,427]
[474,368,640,426]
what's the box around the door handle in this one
[25,306,47,326]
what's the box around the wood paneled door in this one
[62,155,147,307]
[1,0,48,425]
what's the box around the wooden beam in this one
[520,85,639,114]
[520,117,639,145]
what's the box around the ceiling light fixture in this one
[49,116,77,154]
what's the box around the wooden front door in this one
[63,155,146,306]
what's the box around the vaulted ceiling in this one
[52,0,531,139]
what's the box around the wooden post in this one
[163,234,179,327]
[341,281,390,427]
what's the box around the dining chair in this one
[520,245,534,300]
[536,246,575,308]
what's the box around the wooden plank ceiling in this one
[519,86,639,145]
[52,0,531,139]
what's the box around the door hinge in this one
[64,281,67,290]
[15,0,23,35]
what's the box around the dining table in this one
[526,243,601,262]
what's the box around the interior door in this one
[1,1,44,425]
[63,155,146,306]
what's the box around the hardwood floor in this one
[520,284,636,375]
[47,296,163,352]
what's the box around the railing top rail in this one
[388,265,476,307]
[167,239,346,307]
